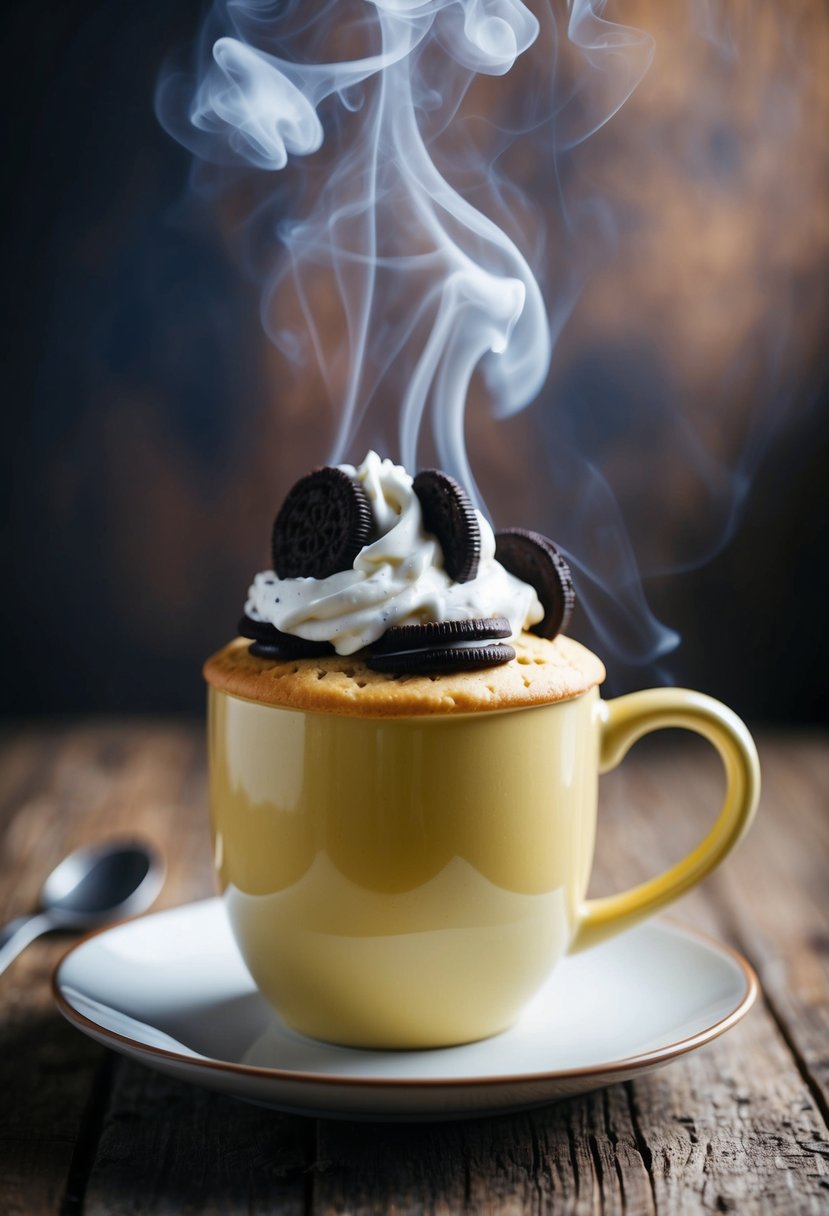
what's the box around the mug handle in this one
[571,688,760,953]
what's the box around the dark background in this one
[3,0,828,726]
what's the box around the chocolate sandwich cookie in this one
[368,643,516,674]
[368,617,515,673]
[495,528,575,640]
[238,614,279,642]
[249,637,334,660]
[272,466,373,580]
[240,616,334,660]
[371,617,511,655]
[413,469,480,583]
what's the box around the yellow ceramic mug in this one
[206,658,759,1049]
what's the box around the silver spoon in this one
[0,839,164,976]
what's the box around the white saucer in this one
[53,899,757,1121]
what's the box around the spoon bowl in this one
[42,842,162,926]
[0,838,164,975]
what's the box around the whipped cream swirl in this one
[245,451,543,656]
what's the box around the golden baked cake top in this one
[204,631,605,718]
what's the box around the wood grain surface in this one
[0,721,827,1215]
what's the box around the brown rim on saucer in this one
[51,914,758,1093]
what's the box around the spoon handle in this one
[0,912,56,976]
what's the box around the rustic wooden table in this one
[0,721,827,1215]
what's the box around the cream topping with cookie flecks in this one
[245,451,543,656]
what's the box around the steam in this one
[156,1,826,672]
[158,3,653,495]
[162,2,549,501]
[158,0,668,658]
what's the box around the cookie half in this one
[249,638,334,661]
[238,614,279,642]
[371,617,511,655]
[495,528,575,640]
[413,469,480,583]
[368,644,516,674]
[272,467,373,580]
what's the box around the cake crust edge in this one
[203,632,606,717]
